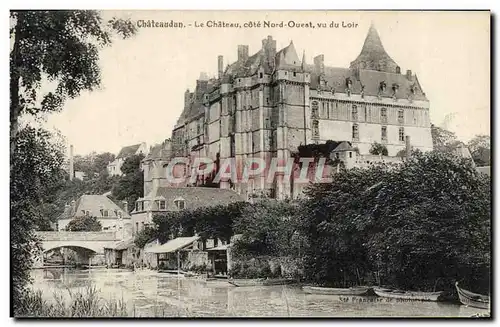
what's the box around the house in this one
[57,194,132,239]
[131,186,245,235]
[107,142,149,176]
[104,237,136,267]
[144,236,207,271]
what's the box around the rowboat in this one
[302,285,373,296]
[455,282,490,310]
[373,287,444,302]
[228,278,296,287]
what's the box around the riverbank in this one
[21,268,488,318]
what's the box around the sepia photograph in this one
[9,10,491,318]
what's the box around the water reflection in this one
[31,268,486,317]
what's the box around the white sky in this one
[41,10,490,156]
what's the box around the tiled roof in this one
[275,41,301,68]
[332,141,354,152]
[308,65,427,101]
[144,141,173,161]
[116,144,141,159]
[350,24,399,74]
[105,237,135,250]
[58,194,132,220]
[145,236,200,253]
[144,187,245,211]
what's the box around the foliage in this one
[431,125,460,153]
[74,152,116,178]
[65,216,103,232]
[369,142,388,156]
[152,201,249,245]
[11,126,64,309]
[112,154,144,213]
[134,227,156,248]
[10,10,136,313]
[300,151,491,292]
[467,134,490,166]
[231,199,301,258]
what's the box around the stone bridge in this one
[33,231,120,267]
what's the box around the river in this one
[30,268,487,318]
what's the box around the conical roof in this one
[350,24,399,73]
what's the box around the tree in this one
[431,124,460,153]
[467,135,490,166]
[11,126,64,309]
[232,199,299,257]
[112,154,144,213]
[300,151,490,292]
[65,216,103,232]
[369,142,388,156]
[10,10,136,313]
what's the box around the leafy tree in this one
[232,199,299,257]
[467,134,490,166]
[431,124,461,153]
[369,142,388,156]
[65,216,103,232]
[300,151,490,292]
[134,227,157,248]
[10,10,136,313]
[112,154,144,213]
[11,126,64,309]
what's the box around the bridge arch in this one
[42,244,98,254]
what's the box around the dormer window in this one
[174,199,185,210]
[157,200,166,210]
[346,78,352,89]
[103,210,109,217]
[85,210,90,217]
[379,81,387,93]
[392,83,399,94]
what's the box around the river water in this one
[31,268,486,318]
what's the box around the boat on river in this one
[228,278,296,287]
[373,287,444,302]
[302,285,373,296]
[455,282,490,310]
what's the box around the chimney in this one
[406,70,412,80]
[217,55,223,79]
[184,89,191,108]
[314,54,325,75]
[69,145,74,181]
[405,135,411,158]
[123,201,128,213]
[237,45,249,62]
[261,36,276,69]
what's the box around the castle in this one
[142,25,433,201]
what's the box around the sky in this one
[41,10,490,156]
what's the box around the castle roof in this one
[58,194,131,221]
[350,24,399,74]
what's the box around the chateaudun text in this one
[136,19,358,29]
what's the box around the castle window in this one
[312,120,319,138]
[398,109,404,123]
[259,72,263,78]
[293,72,296,77]
[352,124,359,141]
[266,98,269,104]
[311,101,319,118]
[103,210,108,217]
[381,108,387,123]
[349,152,353,158]
[335,153,339,159]
[230,134,235,157]
[327,102,330,119]
[399,127,405,142]
[381,126,388,142]
[321,102,326,118]
[352,105,358,121]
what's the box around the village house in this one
[107,142,149,176]
[57,194,132,239]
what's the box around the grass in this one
[15,286,129,318]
